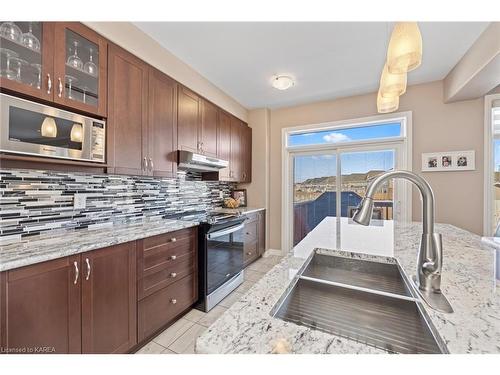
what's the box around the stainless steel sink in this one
[273,251,447,354]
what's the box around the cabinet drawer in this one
[245,212,259,223]
[138,274,197,342]
[244,220,258,242]
[141,235,195,275]
[244,240,259,265]
[141,228,195,251]
[138,251,195,300]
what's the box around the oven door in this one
[206,222,245,295]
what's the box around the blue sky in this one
[495,140,500,171]
[291,123,399,182]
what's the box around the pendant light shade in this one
[70,123,83,143]
[387,22,422,74]
[41,117,57,138]
[377,90,399,113]
[379,63,407,98]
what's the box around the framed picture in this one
[422,150,475,172]
[231,189,248,207]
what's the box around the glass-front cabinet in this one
[53,23,107,117]
[0,22,54,101]
[0,22,106,117]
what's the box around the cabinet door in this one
[217,110,232,180]
[200,99,218,157]
[230,116,242,181]
[241,124,252,182]
[177,86,200,153]
[148,67,178,177]
[107,43,148,175]
[2,256,81,354]
[0,22,54,102]
[257,210,266,256]
[81,242,137,354]
[53,22,107,117]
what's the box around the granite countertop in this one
[213,207,265,215]
[0,218,198,272]
[196,218,500,354]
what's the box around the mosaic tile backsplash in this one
[0,169,235,243]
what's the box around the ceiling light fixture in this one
[387,22,423,74]
[379,63,407,98]
[377,90,399,113]
[271,75,295,90]
[40,117,57,138]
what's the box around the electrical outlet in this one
[74,194,87,209]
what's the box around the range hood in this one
[178,150,229,172]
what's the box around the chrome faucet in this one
[352,170,453,313]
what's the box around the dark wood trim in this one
[53,22,108,117]
[0,272,6,351]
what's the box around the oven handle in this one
[207,223,245,239]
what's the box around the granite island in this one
[196,218,500,354]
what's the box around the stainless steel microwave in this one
[0,94,105,163]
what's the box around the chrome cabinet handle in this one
[170,272,177,278]
[73,261,79,285]
[85,258,91,281]
[170,299,177,304]
[170,255,177,260]
[143,157,147,171]
[58,77,63,98]
[47,74,52,94]
[171,237,177,243]
[148,157,153,171]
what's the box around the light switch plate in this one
[74,194,87,209]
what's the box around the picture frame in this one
[422,150,475,172]
[231,189,248,207]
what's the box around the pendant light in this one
[379,63,407,98]
[377,90,399,113]
[40,117,57,138]
[70,123,83,142]
[387,22,422,74]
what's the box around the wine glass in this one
[0,48,19,80]
[21,22,41,52]
[65,75,78,99]
[83,47,98,77]
[66,40,83,70]
[31,63,42,89]
[10,57,28,83]
[0,22,22,43]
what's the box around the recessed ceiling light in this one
[271,75,295,90]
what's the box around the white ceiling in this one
[134,22,489,109]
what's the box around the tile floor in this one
[136,254,283,354]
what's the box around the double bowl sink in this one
[272,251,447,354]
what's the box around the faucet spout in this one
[352,170,453,313]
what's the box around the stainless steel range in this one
[164,210,246,312]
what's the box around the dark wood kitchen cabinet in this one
[257,210,266,256]
[0,242,137,354]
[177,86,201,154]
[229,116,243,181]
[107,43,149,175]
[0,22,107,117]
[148,67,178,177]
[53,22,107,117]
[200,99,218,157]
[241,124,252,183]
[0,256,82,354]
[81,242,137,354]
[243,210,266,267]
[217,109,232,180]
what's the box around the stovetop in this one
[162,209,242,225]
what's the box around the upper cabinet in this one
[177,86,201,153]
[200,99,218,157]
[0,22,54,102]
[53,23,107,117]
[107,43,148,175]
[217,110,232,180]
[241,124,252,183]
[0,22,107,117]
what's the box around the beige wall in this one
[84,22,248,122]
[268,80,484,250]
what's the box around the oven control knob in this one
[170,272,177,278]
[170,299,177,304]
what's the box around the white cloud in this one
[322,132,351,143]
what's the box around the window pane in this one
[293,154,337,246]
[288,122,401,147]
[340,150,395,220]
[493,138,500,233]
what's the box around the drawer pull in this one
[171,237,177,243]
[170,255,177,260]
[247,252,253,255]
[170,272,177,278]
[171,299,177,304]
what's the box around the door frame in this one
[483,93,500,236]
[281,111,413,254]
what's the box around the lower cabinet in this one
[0,242,137,354]
[136,227,198,342]
[243,210,266,267]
